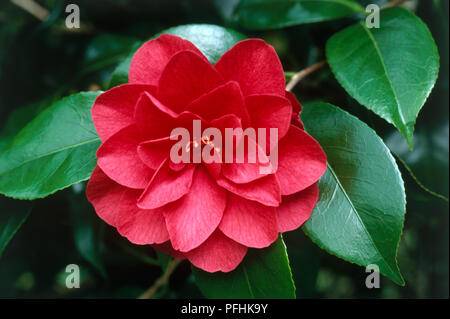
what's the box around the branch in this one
[138,258,183,299]
[11,0,50,21]
[286,60,327,91]
[382,0,408,9]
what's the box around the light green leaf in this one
[109,24,246,88]
[0,92,102,199]
[326,7,440,149]
[192,236,296,298]
[301,102,406,285]
[233,0,365,30]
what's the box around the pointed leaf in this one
[326,7,440,148]
[301,102,406,285]
[0,92,102,199]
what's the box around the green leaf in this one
[69,186,107,278]
[0,196,31,259]
[233,0,365,30]
[0,92,102,199]
[301,102,406,285]
[0,97,56,152]
[192,236,296,298]
[108,24,246,88]
[326,7,440,149]
[83,34,140,73]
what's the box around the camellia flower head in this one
[87,34,327,272]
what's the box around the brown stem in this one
[286,60,327,91]
[138,258,183,299]
[11,0,50,21]
[382,0,407,9]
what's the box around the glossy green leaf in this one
[0,196,31,259]
[192,236,296,298]
[233,0,365,30]
[0,92,102,199]
[108,24,246,88]
[326,7,440,149]
[301,102,406,285]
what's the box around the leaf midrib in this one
[325,161,398,279]
[0,137,100,174]
[242,266,256,298]
[359,21,407,127]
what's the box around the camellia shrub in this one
[0,0,446,299]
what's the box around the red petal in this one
[219,194,278,248]
[97,124,154,189]
[163,167,227,252]
[86,166,124,227]
[217,174,281,207]
[138,137,173,170]
[134,92,178,140]
[158,51,224,113]
[185,230,247,273]
[117,209,169,245]
[215,39,285,97]
[246,94,292,150]
[276,125,327,195]
[86,166,169,244]
[276,184,319,232]
[92,84,156,141]
[285,91,304,129]
[137,159,195,209]
[129,34,207,85]
[186,81,250,126]
[222,136,272,184]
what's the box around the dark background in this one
[0,0,448,298]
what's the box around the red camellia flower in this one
[87,34,327,272]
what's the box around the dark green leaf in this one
[0,92,102,199]
[108,24,246,88]
[326,7,440,148]
[301,102,406,285]
[83,33,140,73]
[0,196,31,259]
[233,0,365,30]
[69,186,107,278]
[192,236,296,298]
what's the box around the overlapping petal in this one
[97,124,154,189]
[186,81,250,126]
[276,125,327,195]
[92,84,156,141]
[275,184,319,232]
[215,39,285,97]
[185,230,247,273]
[87,166,169,244]
[217,174,281,207]
[219,194,278,248]
[246,94,292,151]
[163,167,227,252]
[129,34,207,85]
[138,159,195,209]
[158,51,224,113]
